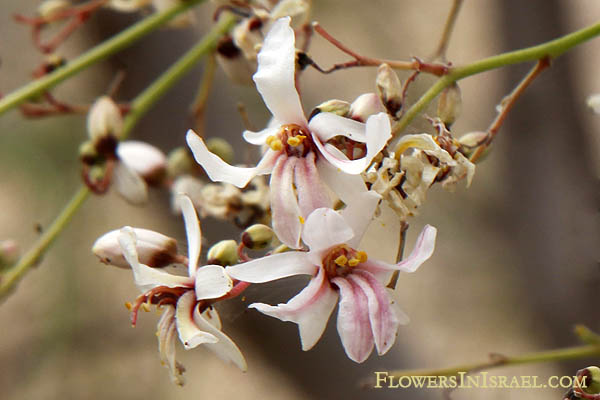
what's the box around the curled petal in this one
[118,227,193,292]
[350,270,399,356]
[193,306,247,371]
[270,155,303,248]
[332,276,374,363]
[253,17,306,126]
[249,267,338,350]
[177,194,201,276]
[186,130,277,188]
[303,207,354,257]
[195,265,233,300]
[308,112,367,142]
[294,152,331,217]
[156,305,184,386]
[242,126,280,145]
[175,291,218,349]
[226,252,315,283]
[394,133,455,164]
[114,161,148,205]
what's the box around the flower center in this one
[322,244,368,278]
[266,124,313,157]
[128,285,191,326]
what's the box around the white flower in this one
[113,195,246,384]
[187,17,391,248]
[226,193,437,363]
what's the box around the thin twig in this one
[430,0,464,62]
[190,53,217,136]
[386,221,409,289]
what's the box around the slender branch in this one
[0,0,205,117]
[386,221,408,289]
[191,53,217,136]
[469,57,550,162]
[0,13,236,301]
[430,0,464,62]
[393,20,600,139]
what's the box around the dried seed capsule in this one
[437,82,462,127]
[376,63,402,116]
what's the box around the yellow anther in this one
[266,135,276,145]
[335,255,348,266]
[348,258,360,267]
[357,251,368,263]
[269,138,283,151]
[124,302,132,310]
[287,135,305,147]
[141,303,151,312]
[298,216,305,224]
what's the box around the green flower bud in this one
[309,99,351,120]
[206,240,239,266]
[241,224,274,250]
[437,82,462,127]
[167,147,195,179]
[206,138,235,165]
[376,63,402,116]
[79,140,99,165]
[271,244,292,254]
[0,240,19,270]
[87,96,123,143]
[578,366,600,395]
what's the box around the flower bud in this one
[458,131,489,159]
[577,366,600,395]
[270,0,310,28]
[152,0,196,28]
[349,93,385,122]
[79,140,99,165]
[241,224,274,250]
[376,63,402,116]
[87,96,123,143]
[206,138,234,165]
[38,0,70,20]
[167,147,195,179]
[93,228,178,268]
[206,240,239,266]
[437,82,462,127]
[106,0,149,12]
[309,99,350,121]
[216,35,256,86]
[117,141,167,185]
[587,94,600,114]
[271,243,292,254]
[0,240,19,270]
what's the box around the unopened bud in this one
[87,96,123,143]
[38,0,70,19]
[349,93,385,122]
[117,141,167,185]
[577,366,600,395]
[458,131,489,159]
[271,244,292,254]
[152,0,196,28]
[206,138,234,165]
[79,140,99,165]
[241,224,274,250]
[93,228,178,268]
[270,0,310,28]
[216,35,255,85]
[376,63,402,116]
[587,94,600,114]
[437,82,462,127]
[167,147,195,179]
[0,240,19,270]
[206,240,239,266]
[309,99,350,121]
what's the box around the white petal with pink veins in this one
[175,291,218,349]
[332,276,374,363]
[308,111,367,142]
[368,225,437,273]
[177,194,201,276]
[359,201,402,264]
[302,208,354,258]
[350,270,400,355]
[195,265,233,300]
[253,17,306,126]
[226,252,316,283]
[317,156,368,204]
[186,130,278,188]
[249,267,338,350]
[270,155,303,248]
[294,152,331,217]
[193,306,247,371]
[341,191,381,248]
[118,227,193,293]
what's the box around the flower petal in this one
[175,291,218,349]
[316,157,368,205]
[358,201,402,264]
[195,265,233,300]
[249,267,338,350]
[177,194,201,277]
[303,207,354,256]
[118,227,193,292]
[313,112,391,175]
[114,161,148,205]
[270,155,303,248]
[341,191,382,248]
[253,17,306,126]
[332,276,374,363]
[349,270,399,355]
[156,305,184,386]
[242,125,280,145]
[294,152,331,217]
[308,112,367,142]
[194,306,247,371]
[186,130,277,188]
[226,252,315,283]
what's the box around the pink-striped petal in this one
[249,267,338,350]
[193,306,247,371]
[308,112,367,142]
[270,155,303,248]
[294,152,331,217]
[175,291,218,349]
[226,251,316,283]
[303,207,354,257]
[195,265,233,300]
[177,194,201,277]
[186,130,278,188]
[316,157,368,204]
[253,17,306,126]
[350,270,399,355]
[332,276,374,363]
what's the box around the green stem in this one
[0,0,205,117]
[393,20,600,136]
[0,13,236,301]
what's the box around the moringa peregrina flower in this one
[187,17,392,249]
[226,193,437,363]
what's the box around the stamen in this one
[298,216,305,224]
[348,258,360,267]
[357,251,368,263]
[268,138,283,151]
[335,254,348,266]
[124,301,132,310]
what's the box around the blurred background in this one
[0,0,599,399]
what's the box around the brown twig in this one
[386,221,409,289]
[429,0,464,62]
[190,53,217,136]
